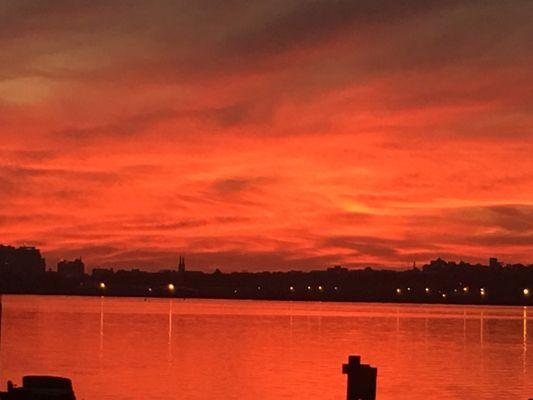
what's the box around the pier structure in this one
[342,355,377,400]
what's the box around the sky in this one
[1,1,532,271]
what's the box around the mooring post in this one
[342,355,377,400]
[0,294,2,379]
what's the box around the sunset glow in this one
[1,1,532,271]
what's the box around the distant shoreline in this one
[2,245,533,307]
[1,291,530,308]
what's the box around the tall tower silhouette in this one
[178,256,185,273]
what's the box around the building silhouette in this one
[57,258,85,278]
[0,245,45,278]
[92,267,114,280]
[178,256,185,273]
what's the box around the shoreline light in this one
[99,282,106,290]
[168,283,175,291]
[523,288,530,296]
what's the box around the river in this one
[0,295,530,399]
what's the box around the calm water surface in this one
[0,295,531,399]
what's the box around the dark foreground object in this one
[343,355,377,400]
[0,376,75,400]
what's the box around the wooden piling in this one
[342,355,377,400]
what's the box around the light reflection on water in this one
[0,295,531,399]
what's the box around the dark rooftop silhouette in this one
[0,375,75,400]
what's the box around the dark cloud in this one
[0,165,110,179]
[1,0,530,141]
[0,149,57,162]
[223,0,464,59]
[0,213,61,226]
[347,194,417,208]
[0,163,165,210]
[53,108,177,140]
[321,235,401,257]
[483,205,533,232]
[326,211,376,225]
[120,216,250,232]
[464,233,533,247]
[210,177,273,196]
[194,102,275,128]
[4,0,530,82]
[0,163,164,188]
[443,204,533,233]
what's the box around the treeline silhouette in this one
[1,244,533,305]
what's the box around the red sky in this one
[1,1,532,271]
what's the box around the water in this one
[0,295,531,399]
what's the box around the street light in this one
[168,283,175,292]
[99,282,106,290]
[523,288,530,297]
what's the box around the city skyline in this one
[1,1,532,271]
[2,243,533,306]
